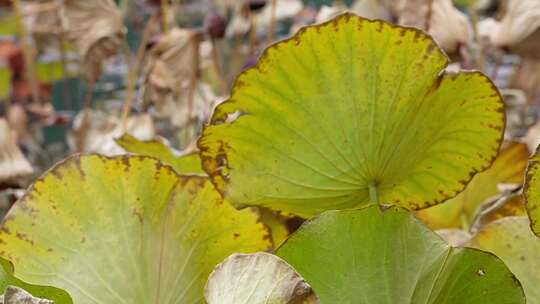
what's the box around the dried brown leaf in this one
[0,119,33,184]
[70,109,155,155]
[205,252,319,304]
[61,0,124,81]
[142,28,219,128]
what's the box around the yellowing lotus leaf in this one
[523,148,540,236]
[276,205,525,303]
[116,133,204,175]
[199,13,504,216]
[204,252,318,304]
[116,134,290,247]
[0,155,271,303]
[417,142,528,229]
[468,216,540,303]
[258,208,289,248]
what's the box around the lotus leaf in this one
[276,205,525,303]
[469,216,540,303]
[199,14,504,216]
[0,155,270,303]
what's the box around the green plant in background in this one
[0,56,65,100]
[0,14,18,36]
[0,155,270,303]
[0,65,11,100]
[199,13,504,217]
[35,60,66,85]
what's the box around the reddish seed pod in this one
[204,12,227,39]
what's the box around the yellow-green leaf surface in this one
[277,206,525,303]
[469,217,540,303]
[0,257,71,303]
[0,66,11,100]
[258,208,289,248]
[0,14,18,36]
[117,133,290,247]
[35,60,65,84]
[524,148,540,236]
[0,155,271,303]
[417,142,528,229]
[116,133,204,174]
[198,13,504,216]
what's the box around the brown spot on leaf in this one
[16,232,33,245]
[132,208,143,224]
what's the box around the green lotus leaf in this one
[417,142,528,229]
[205,252,318,304]
[276,205,525,303]
[523,148,540,236]
[0,14,18,36]
[469,216,540,303]
[116,133,204,175]
[0,155,271,303]
[198,13,504,216]
[35,60,65,84]
[0,257,71,303]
